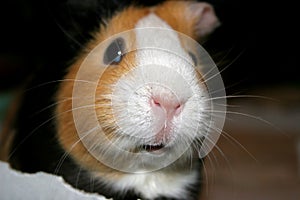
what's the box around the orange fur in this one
[154,1,198,39]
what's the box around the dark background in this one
[0,0,299,93]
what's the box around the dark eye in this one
[103,37,125,65]
[188,51,197,66]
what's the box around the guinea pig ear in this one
[188,2,220,38]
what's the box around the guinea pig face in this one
[93,5,216,164]
[57,1,225,172]
[100,27,210,156]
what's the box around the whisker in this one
[199,157,210,196]
[31,93,115,118]
[218,128,258,163]
[215,49,246,77]
[215,46,236,67]
[51,15,86,49]
[31,96,96,117]
[25,79,98,92]
[75,166,83,188]
[202,49,246,84]
[90,174,95,192]
[9,104,97,159]
[202,133,235,190]
[202,152,215,195]
[213,103,239,108]
[205,110,285,135]
[54,125,100,175]
[203,95,278,102]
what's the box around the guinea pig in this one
[1,1,225,200]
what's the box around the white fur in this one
[94,168,199,199]
[116,170,198,199]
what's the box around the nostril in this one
[153,99,161,107]
[174,103,182,116]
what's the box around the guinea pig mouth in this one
[141,144,165,152]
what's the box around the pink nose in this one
[150,96,182,117]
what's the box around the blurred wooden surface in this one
[201,93,300,200]
[201,129,299,200]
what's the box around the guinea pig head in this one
[56,0,220,172]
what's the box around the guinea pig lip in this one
[141,144,166,154]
